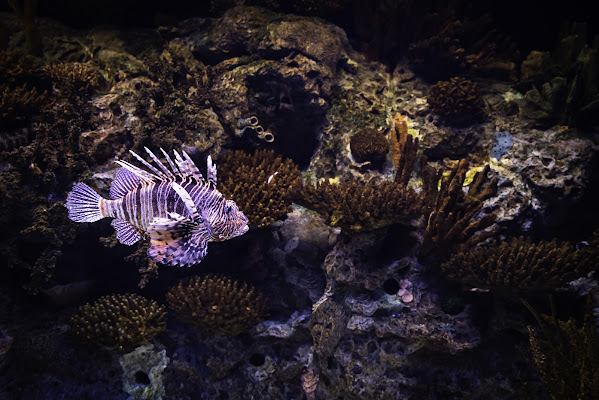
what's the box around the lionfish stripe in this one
[65,183,105,222]
[171,182,200,218]
[110,167,142,200]
[111,218,141,245]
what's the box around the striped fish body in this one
[65,148,249,267]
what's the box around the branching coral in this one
[166,275,268,336]
[292,178,424,233]
[427,77,485,124]
[0,83,48,122]
[441,237,593,291]
[420,159,500,259]
[70,294,167,351]
[42,62,104,93]
[218,149,300,227]
[523,296,599,399]
[390,114,418,186]
[349,128,389,165]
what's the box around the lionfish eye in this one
[225,205,232,214]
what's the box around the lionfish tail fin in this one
[147,213,208,267]
[65,183,105,222]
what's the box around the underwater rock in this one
[119,343,169,400]
[492,125,595,226]
[164,6,352,167]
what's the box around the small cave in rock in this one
[249,353,266,367]
[134,370,151,385]
[382,278,400,295]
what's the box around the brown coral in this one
[427,77,485,124]
[441,237,593,291]
[218,149,300,227]
[420,159,501,259]
[0,83,48,122]
[390,114,418,186]
[69,294,167,351]
[349,128,389,165]
[523,295,599,399]
[166,275,268,336]
[292,178,423,233]
[42,62,104,92]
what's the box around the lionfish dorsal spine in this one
[117,148,209,184]
[130,148,169,180]
[207,155,217,186]
[144,147,176,180]
[160,148,180,176]
[114,159,157,183]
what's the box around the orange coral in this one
[390,114,418,186]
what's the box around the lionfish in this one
[65,148,249,267]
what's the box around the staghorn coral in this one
[420,159,501,259]
[218,149,300,227]
[70,293,167,351]
[427,77,485,124]
[349,128,389,165]
[390,113,418,186]
[166,275,268,336]
[292,177,424,233]
[441,237,594,291]
[523,295,599,399]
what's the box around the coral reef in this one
[292,177,424,233]
[441,237,594,291]
[349,127,389,165]
[523,296,599,399]
[70,294,167,351]
[427,77,486,124]
[218,149,301,227]
[166,275,268,336]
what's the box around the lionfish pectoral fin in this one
[111,218,142,245]
[147,213,208,267]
